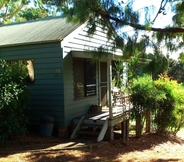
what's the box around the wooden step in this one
[78,130,99,136]
[81,123,103,128]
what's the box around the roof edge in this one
[0,39,62,48]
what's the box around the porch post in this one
[107,59,114,140]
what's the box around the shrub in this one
[0,60,31,140]
[130,75,155,116]
[130,74,184,134]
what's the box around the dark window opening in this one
[73,58,96,99]
[7,59,35,84]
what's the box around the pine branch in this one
[152,0,167,23]
[98,10,184,33]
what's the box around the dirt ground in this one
[0,130,184,162]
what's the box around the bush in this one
[0,60,31,140]
[130,74,184,134]
[130,75,156,116]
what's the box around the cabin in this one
[0,17,130,141]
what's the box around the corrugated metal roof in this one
[0,17,81,47]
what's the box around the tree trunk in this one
[136,115,142,138]
[145,109,151,133]
[121,119,129,141]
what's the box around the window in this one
[73,58,96,99]
[7,59,35,84]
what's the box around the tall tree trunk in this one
[136,114,142,138]
[145,109,151,133]
[121,119,129,141]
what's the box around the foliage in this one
[0,0,52,24]
[143,53,169,80]
[172,1,184,28]
[112,60,124,89]
[0,0,30,24]
[15,7,50,22]
[130,74,156,116]
[130,74,184,134]
[0,60,31,140]
[127,53,143,82]
[126,50,170,85]
[168,58,184,83]
[179,52,184,62]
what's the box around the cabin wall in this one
[0,42,65,128]
[62,24,119,57]
[62,24,116,128]
[63,54,99,127]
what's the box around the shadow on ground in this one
[0,129,184,162]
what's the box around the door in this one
[99,61,108,106]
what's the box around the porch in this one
[71,94,132,142]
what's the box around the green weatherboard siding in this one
[0,42,65,128]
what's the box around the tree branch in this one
[99,11,184,33]
[152,0,166,23]
[0,1,5,10]
[8,3,25,20]
[0,3,25,20]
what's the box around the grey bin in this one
[39,116,54,137]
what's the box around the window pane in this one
[73,58,85,99]
[73,58,96,99]
[85,60,96,96]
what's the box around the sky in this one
[132,0,174,27]
[131,0,179,60]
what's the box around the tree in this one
[0,0,30,24]
[0,0,48,24]
[15,7,50,22]
[53,0,184,60]
[168,58,184,83]
[143,52,169,80]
